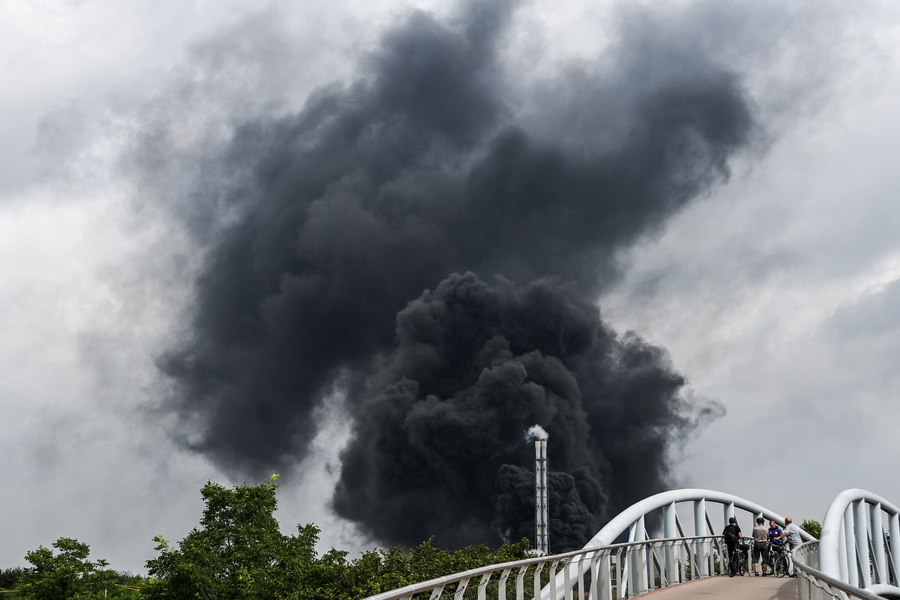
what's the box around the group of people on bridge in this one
[722,516,804,577]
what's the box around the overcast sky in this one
[2,0,900,574]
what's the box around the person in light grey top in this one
[777,517,803,577]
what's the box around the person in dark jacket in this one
[723,517,743,575]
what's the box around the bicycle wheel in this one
[774,555,788,578]
[729,552,740,577]
[739,553,748,576]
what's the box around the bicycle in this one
[769,542,789,577]
[728,539,750,577]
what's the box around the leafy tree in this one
[9,475,538,600]
[17,537,105,599]
[0,567,24,590]
[314,537,533,600]
[801,519,822,539]
[142,474,323,600]
[96,568,144,598]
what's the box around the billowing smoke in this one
[154,0,748,550]
[333,273,721,550]
[526,425,549,441]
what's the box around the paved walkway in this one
[642,575,798,600]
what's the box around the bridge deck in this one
[644,575,797,600]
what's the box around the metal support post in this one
[844,503,858,586]
[694,499,708,576]
[871,503,887,584]
[854,500,871,587]
[664,503,677,584]
[891,513,900,586]
[631,515,647,594]
[724,502,735,525]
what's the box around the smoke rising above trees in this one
[333,273,724,550]
[151,0,749,550]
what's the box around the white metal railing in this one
[363,488,800,600]
[362,487,900,600]
[362,535,727,600]
[793,540,900,600]
[819,489,900,596]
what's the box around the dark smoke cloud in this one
[152,0,747,549]
[494,467,606,552]
[333,273,720,550]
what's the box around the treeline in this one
[0,475,532,599]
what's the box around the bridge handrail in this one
[363,487,900,600]
[363,535,725,600]
[820,488,900,585]
[792,540,900,600]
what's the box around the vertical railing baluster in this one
[588,552,603,600]
[649,540,662,589]
[575,555,584,600]
[477,573,491,600]
[453,578,470,600]
[534,563,545,600]
[598,550,611,600]
[516,565,527,600]
[498,569,511,600]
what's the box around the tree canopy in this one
[142,474,325,599]
[801,519,822,539]
[14,537,139,599]
[12,475,532,600]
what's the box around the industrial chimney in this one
[534,434,549,555]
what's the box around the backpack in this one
[723,524,738,543]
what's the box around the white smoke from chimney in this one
[525,424,549,441]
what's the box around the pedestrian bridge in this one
[363,488,900,600]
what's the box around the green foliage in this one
[16,537,116,599]
[0,567,24,590]
[13,476,534,600]
[97,571,144,598]
[801,519,822,539]
[142,473,531,600]
[142,474,324,600]
[315,537,533,600]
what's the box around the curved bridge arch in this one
[583,487,807,548]
[361,487,900,600]
[542,488,813,599]
[819,488,900,594]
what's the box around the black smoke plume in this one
[334,272,720,550]
[155,1,748,550]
